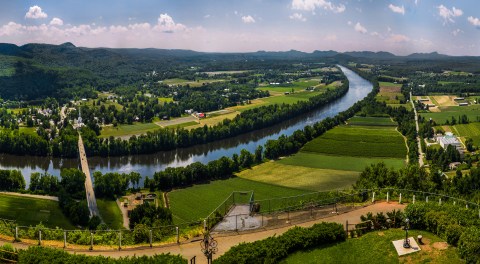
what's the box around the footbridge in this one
[78,133,99,217]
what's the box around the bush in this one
[458,226,480,264]
[17,246,187,263]
[214,222,345,264]
[445,224,464,246]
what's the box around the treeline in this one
[0,170,25,191]
[93,171,141,199]
[355,162,480,199]
[425,145,461,171]
[215,222,345,264]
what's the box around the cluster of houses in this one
[185,109,206,119]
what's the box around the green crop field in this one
[420,105,480,124]
[161,78,226,87]
[282,229,462,264]
[279,152,405,171]
[379,81,402,88]
[301,125,406,159]
[237,161,360,192]
[257,78,322,93]
[168,177,310,223]
[97,199,124,229]
[0,194,75,229]
[100,122,160,138]
[452,123,480,146]
[347,116,395,126]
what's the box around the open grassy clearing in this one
[165,121,199,129]
[282,229,462,264]
[186,112,239,129]
[379,81,402,88]
[420,105,480,124]
[161,78,227,87]
[100,122,160,138]
[236,161,359,192]
[377,82,404,104]
[388,104,412,111]
[302,125,406,159]
[279,152,405,172]
[168,177,310,223]
[18,126,37,135]
[97,199,124,230]
[0,194,75,229]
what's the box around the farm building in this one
[458,102,468,106]
[418,98,429,102]
[437,132,462,150]
[453,97,465,101]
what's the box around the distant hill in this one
[0,42,477,101]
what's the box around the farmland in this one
[420,105,480,124]
[347,116,395,126]
[168,177,310,223]
[0,194,75,229]
[160,78,227,87]
[451,123,480,147]
[100,122,161,138]
[376,82,404,105]
[302,125,406,159]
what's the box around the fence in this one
[0,188,478,250]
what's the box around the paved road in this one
[155,115,198,128]
[410,92,424,167]
[78,134,100,217]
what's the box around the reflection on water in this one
[0,66,373,185]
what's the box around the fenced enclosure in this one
[0,188,478,250]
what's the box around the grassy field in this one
[97,199,124,229]
[165,121,199,129]
[302,125,406,159]
[18,126,37,135]
[161,78,226,87]
[420,105,480,124]
[0,194,75,229]
[237,161,360,191]
[168,177,310,223]
[376,82,404,104]
[257,78,322,93]
[100,122,160,138]
[282,229,462,264]
[278,152,405,172]
[347,116,395,126]
[452,123,480,147]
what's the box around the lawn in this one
[100,122,160,138]
[168,177,310,223]
[165,121,199,129]
[18,126,37,135]
[236,161,360,191]
[420,105,480,124]
[0,194,75,229]
[97,199,123,229]
[279,152,405,172]
[302,125,407,159]
[161,78,226,87]
[282,229,462,264]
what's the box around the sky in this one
[0,0,479,55]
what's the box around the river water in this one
[0,66,373,185]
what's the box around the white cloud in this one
[0,22,25,36]
[468,16,480,27]
[325,34,337,41]
[25,5,48,19]
[387,34,410,43]
[49,18,63,26]
[370,31,380,37]
[289,13,306,22]
[154,13,186,33]
[452,29,463,36]
[241,15,255,24]
[204,14,211,19]
[347,21,352,26]
[388,4,405,15]
[437,5,463,24]
[354,22,367,34]
[291,0,346,13]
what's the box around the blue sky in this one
[0,0,479,55]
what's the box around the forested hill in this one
[0,42,479,101]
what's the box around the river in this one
[0,66,373,185]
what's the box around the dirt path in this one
[0,202,402,264]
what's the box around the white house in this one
[438,132,462,150]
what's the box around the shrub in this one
[458,226,480,264]
[445,224,464,246]
[214,222,345,264]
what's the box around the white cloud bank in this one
[241,15,255,24]
[468,16,480,27]
[291,0,345,13]
[155,13,186,33]
[388,4,405,15]
[289,13,306,22]
[25,6,48,19]
[354,22,367,34]
[49,18,64,26]
[437,5,463,24]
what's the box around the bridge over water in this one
[78,133,99,217]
